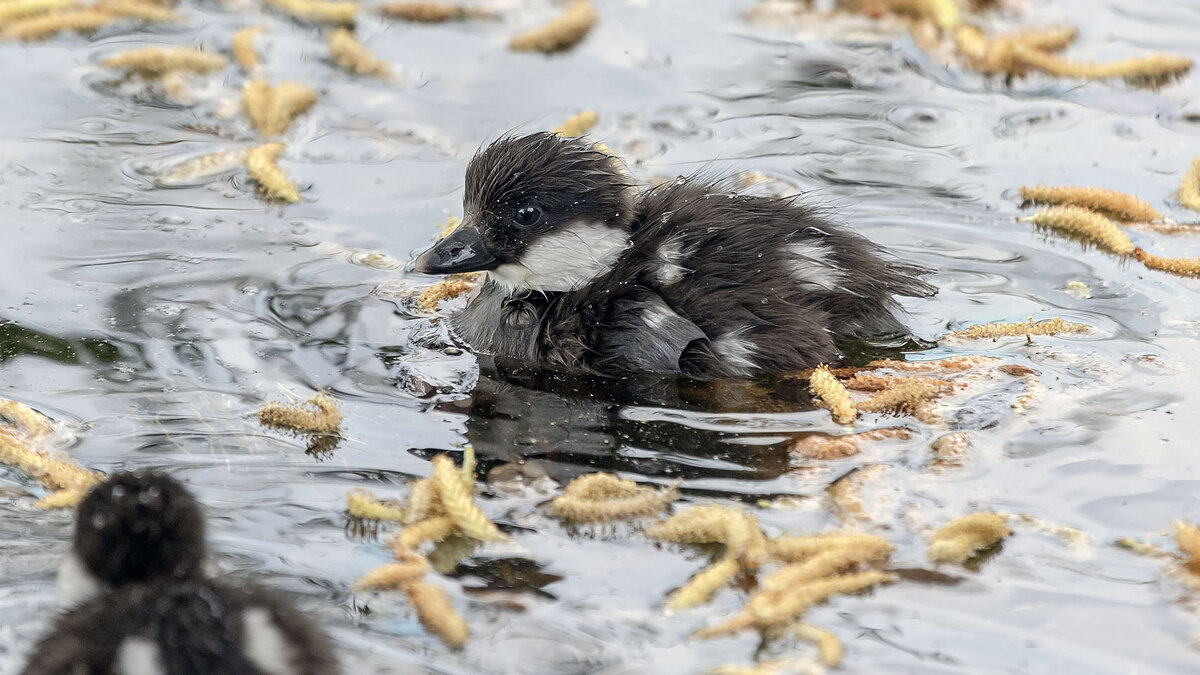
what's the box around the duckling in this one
[414,132,936,379]
[25,471,338,675]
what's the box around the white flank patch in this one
[116,637,165,675]
[786,241,845,291]
[488,221,630,292]
[242,607,294,675]
[56,554,103,608]
[653,235,693,285]
[712,329,758,377]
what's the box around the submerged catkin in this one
[256,391,341,433]
[928,512,1012,563]
[245,142,301,202]
[509,0,595,53]
[0,402,102,509]
[101,46,226,74]
[406,580,470,649]
[1133,248,1200,278]
[1019,185,1162,223]
[327,27,391,78]
[1179,158,1200,213]
[157,150,245,186]
[1018,205,1135,256]
[396,515,456,550]
[809,364,856,425]
[232,26,265,73]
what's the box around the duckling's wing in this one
[593,291,706,374]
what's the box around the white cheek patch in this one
[241,607,295,675]
[115,637,165,675]
[786,241,846,291]
[489,221,630,292]
[56,553,103,608]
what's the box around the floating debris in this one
[416,274,478,313]
[355,550,429,590]
[767,533,893,564]
[406,578,470,649]
[929,431,970,468]
[552,110,598,138]
[826,464,889,526]
[1133,248,1200,278]
[1018,205,1135,256]
[856,378,946,419]
[809,364,857,425]
[264,0,355,25]
[1,6,167,40]
[95,0,175,21]
[549,472,677,523]
[928,512,1012,564]
[347,488,407,523]
[256,391,342,434]
[241,79,317,137]
[947,317,1089,341]
[665,555,740,611]
[0,0,76,25]
[509,0,595,53]
[788,427,911,460]
[0,400,100,509]
[327,27,391,78]
[793,623,845,668]
[157,150,246,186]
[647,504,768,572]
[231,25,265,74]
[0,399,55,439]
[245,142,301,202]
[100,46,226,74]
[1010,45,1192,88]
[431,454,505,541]
[1019,185,1161,223]
[1179,158,1200,213]
[395,515,456,550]
[378,1,495,21]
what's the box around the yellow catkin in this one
[406,580,469,649]
[1019,185,1161,223]
[793,624,844,668]
[1134,248,1200,278]
[2,9,110,39]
[100,46,225,74]
[347,489,407,522]
[1019,205,1135,256]
[378,1,494,21]
[93,0,174,20]
[416,276,476,312]
[256,391,341,433]
[1175,521,1200,568]
[948,317,1088,341]
[266,81,317,137]
[548,486,677,523]
[245,142,301,203]
[762,546,893,592]
[158,150,246,185]
[552,110,598,138]
[264,0,355,25]
[431,455,505,541]
[767,533,894,564]
[646,505,739,544]
[809,364,856,425]
[404,477,440,524]
[34,489,87,509]
[0,399,55,439]
[509,0,595,53]
[856,380,945,416]
[396,515,456,550]
[437,215,462,239]
[562,472,643,500]
[1011,45,1192,87]
[232,26,265,73]
[665,555,740,611]
[1116,537,1171,558]
[328,27,391,78]
[0,0,75,24]
[928,512,1012,563]
[1010,26,1077,53]
[868,355,998,372]
[841,372,952,393]
[241,79,273,134]
[881,0,956,30]
[1179,158,1200,212]
[356,557,429,591]
[0,428,101,508]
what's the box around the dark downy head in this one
[415,133,636,292]
[73,470,207,587]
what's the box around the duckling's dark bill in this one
[415,225,498,274]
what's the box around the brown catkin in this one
[266,81,317,137]
[356,558,429,590]
[1134,247,1200,278]
[405,580,470,649]
[788,428,911,460]
[509,0,595,53]
[378,1,494,21]
[256,391,340,432]
[928,512,1012,563]
[1019,205,1135,256]
[856,379,945,416]
[431,455,505,541]
[264,0,356,25]
[101,46,225,74]
[245,142,301,202]
[809,365,857,425]
[232,26,265,73]
[1020,185,1162,223]
[327,27,391,78]
[1179,158,1200,212]
[0,0,75,24]
[416,276,476,312]
[947,317,1089,341]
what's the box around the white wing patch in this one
[786,241,845,291]
[56,553,103,608]
[115,637,165,675]
[711,328,758,377]
[489,220,630,292]
[241,607,295,675]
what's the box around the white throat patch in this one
[488,221,630,292]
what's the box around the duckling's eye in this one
[513,206,542,227]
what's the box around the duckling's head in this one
[415,132,636,292]
[73,470,207,587]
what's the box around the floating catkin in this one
[0,408,101,509]
[406,580,470,649]
[1179,158,1200,212]
[101,46,226,74]
[378,1,494,21]
[1018,205,1135,256]
[158,150,245,186]
[347,488,407,522]
[947,317,1088,341]
[231,26,265,73]
[809,364,856,425]
[1010,45,1192,87]
[509,0,595,53]
[245,142,301,202]
[431,454,506,541]
[1019,185,1162,223]
[827,464,888,525]
[1175,521,1200,571]
[793,624,844,668]
[396,515,456,550]
[355,554,429,590]
[416,274,476,312]
[256,391,341,433]
[0,399,55,439]
[264,0,355,25]
[788,427,911,460]
[327,27,391,78]
[242,80,318,137]
[94,0,175,20]
[767,533,893,564]
[2,9,118,39]
[0,0,75,25]
[549,473,677,523]
[646,504,746,544]
[928,512,1012,563]
[1133,247,1200,278]
[665,555,740,611]
[553,110,598,138]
